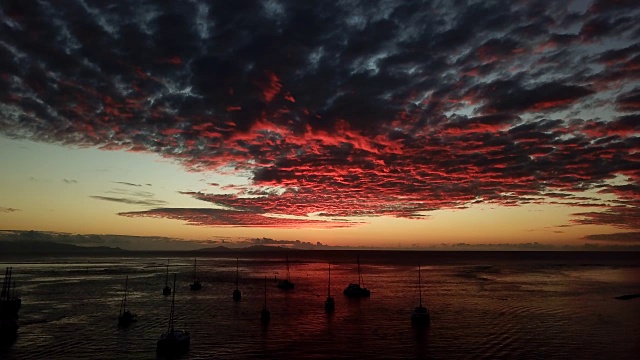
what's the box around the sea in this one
[1,251,639,359]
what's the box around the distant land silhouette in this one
[0,239,125,255]
[0,239,295,256]
[1,230,640,253]
[195,245,289,252]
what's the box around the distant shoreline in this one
[1,238,640,255]
[1,244,639,269]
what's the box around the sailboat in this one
[162,260,171,296]
[0,267,20,346]
[276,253,294,290]
[117,276,137,327]
[189,258,202,291]
[232,258,241,302]
[324,263,335,312]
[0,267,21,319]
[411,265,430,325]
[157,274,190,356]
[260,276,270,323]
[343,254,370,297]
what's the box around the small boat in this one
[189,259,202,291]
[162,260,171,296]
[0,267,20,347]
[260,276,270,323]
[343,254,370,298]
[232,258,241,302]
[118,276,137,327]
[276,253,294,290]
[324,263,335,312]
[411,265,430,325]
[0,267,21,319]
[157,274,190,356]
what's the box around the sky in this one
[0,0,639,250]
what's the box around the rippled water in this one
[1,251,639,359]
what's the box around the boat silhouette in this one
[189,259,202,291]
[411,265,430,326]
[276,253,294,290]
[117,276,137,327]
[0,267,20,347]
[0,267,21,319]
[343,254,370,297]
[157,274,190,356]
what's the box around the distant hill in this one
[194,245,288,252]
[0,240,125,255]
[243,245,288,251]
[193,245,234,252]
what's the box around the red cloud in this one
[262,71,282,103]
[284,92,296,103]
[119,208,360,229]
[572,206,640,230]
[161,57,182,65]
[2,1,640,233]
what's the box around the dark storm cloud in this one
[0,1,639,229]
[90,195,167,207]
[589,0,640,14]
[474,81,595,114]
[90,185,167,206]
[579,14,637,41]
[593,44,640,65]
[616,88,640,112]
[582,231,640,243]
[113,181,143,187]
[572,206,640,230]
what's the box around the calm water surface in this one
[1,251,639,359]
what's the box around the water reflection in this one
[1,252,639,359]
[412,324,430,358]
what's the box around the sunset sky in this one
[1,0,639,249]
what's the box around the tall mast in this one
[328,263,331,297]
[193,259,197,282]
[357,255,364,287]
[1,267,8,300]
[235,258,239,289]
[418,265,422,307]
[166,260,169,285]
[263,276,267,308]
[169,274,176,332]
[124,276,128,312]
[7,267,12,299]
[286,253,290,281]
[119,276,127,316]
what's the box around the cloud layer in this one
[0,1,639,232]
